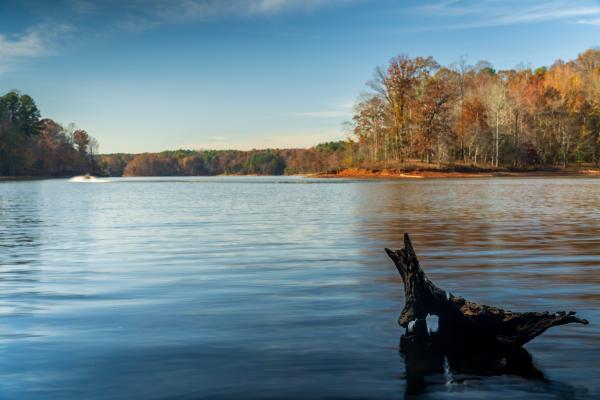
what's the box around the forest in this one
[2,49,599,177]
[350,48,600,168]
[98,142,348,176]
[0,91,99,177]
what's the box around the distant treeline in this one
[0,91,99,176]
[99,142,349,176]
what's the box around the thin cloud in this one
[0,24,70,74]
[411,0,600,30]
[115,0,361,32]
[291,100,354,119]
[294,110,351,118]
[161,0,357,16]
[0,31,45,59]
[577,17,600,25]
[68,0,97,14]
[180,129,344,151]
[288,100,354,119]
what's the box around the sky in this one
[1,0,599,153]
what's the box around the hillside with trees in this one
[0,91,99,177]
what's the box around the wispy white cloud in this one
[0,31,45,60]
[171,0,349,15]
[161,0,356,16]
[180,128,344,150]
[115,0,360,32]
[577,17,600,25]
[0,24,70,74]
[412,0,600,30]
[290,100,354,119]
[294,110,351,118]
[68,0,97,14]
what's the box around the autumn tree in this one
[368,55,439,161]
[349,49,600,169]
[414,68,456,163]
[0,91,100,176]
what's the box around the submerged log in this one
[385,233,589,348]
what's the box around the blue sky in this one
[1,0,599,153]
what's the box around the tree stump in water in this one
[385,233,589,349]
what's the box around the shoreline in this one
[0,176,55,182]
[3,168,600,181]
[309,167,600,179]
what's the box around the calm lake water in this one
[0,176,598,399]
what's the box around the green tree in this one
[0,91,42,175]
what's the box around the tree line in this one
[0,89,349,178]
[4,49,598,177]
[99,142,350,176]
[350,48,600,168]
[0,91,99,176]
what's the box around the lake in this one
[0,176,598,399]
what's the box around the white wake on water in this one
[69,175,110,183]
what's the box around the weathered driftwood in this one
[385,233,588,349]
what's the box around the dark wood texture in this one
[385,233,589,348]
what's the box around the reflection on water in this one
[398,318,587,399]
[0,176,598,399]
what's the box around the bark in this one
[385,233,589,348]
[495,111,500,167]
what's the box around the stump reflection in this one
[401,319,545,397]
